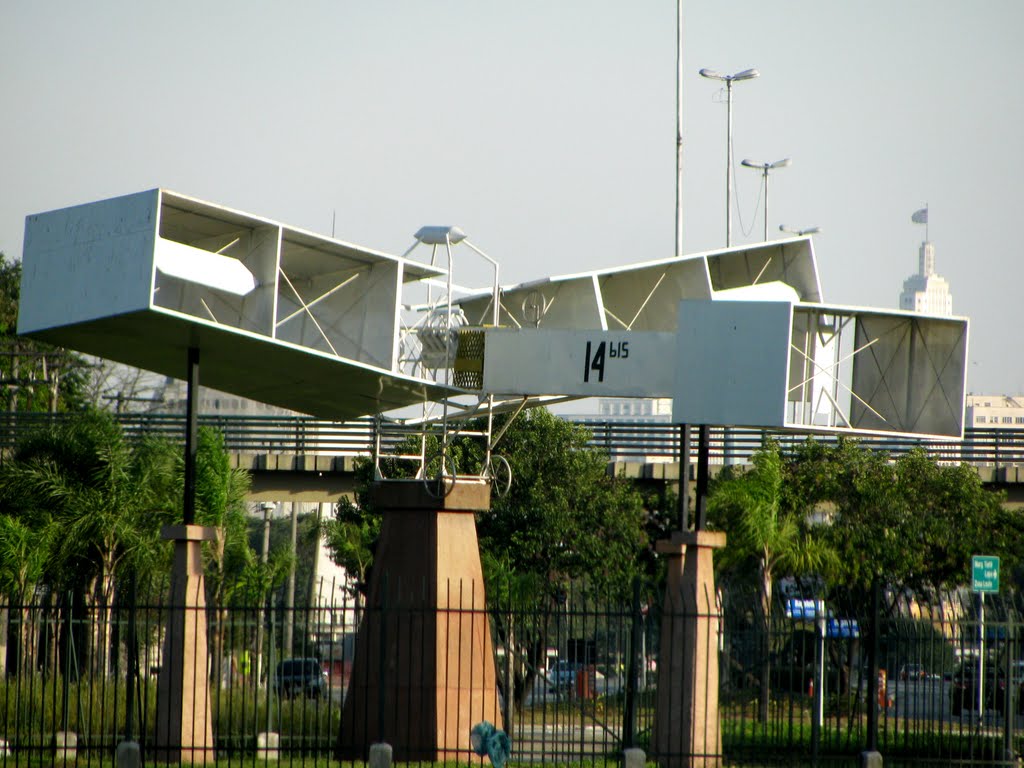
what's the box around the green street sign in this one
[972,555,1000,593]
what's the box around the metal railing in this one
[2,412,1024,468]
[3,578,1024,766]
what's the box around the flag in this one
[911,207,928,224]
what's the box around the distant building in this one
[593,397,673,420]
[965,395,1024,428]
[899,241,953,316]
[560,397,674,462]
[155,376,299,417]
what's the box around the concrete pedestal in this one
[653,530,726,768]
[155,525,216,764]
[338,479,502,761]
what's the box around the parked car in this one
[899,663,926,681]
[549,661,579,691]
[273,658,328,699]
[949,660,1015,716]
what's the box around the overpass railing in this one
[1,412,1023,468]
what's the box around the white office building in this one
[899,241,953,316]
[965,395,1024,428]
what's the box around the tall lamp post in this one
[257,501,275,686]
[698,67,760,246]
[741,157,791,241]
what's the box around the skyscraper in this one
[899,206,952,316]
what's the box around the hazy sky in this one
[3,2,1022,394]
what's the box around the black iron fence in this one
[3,412,1024,468]
[3,579,1024,766]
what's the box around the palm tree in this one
[0,515,54,677]
[0,412,178,676]
[188,426,251,687]
[708,441,834,722]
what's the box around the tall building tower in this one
[899,206,953,316]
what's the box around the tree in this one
[0,253,90,413]
[0,412,182,674]
[0,514,55,677]
[0,412,177,584]
[189,427,252,605]
[322,494,380,606]
[475,409,647,595]
[708,440,835,721]
[82,359,167,412]
[785,440,1013,600]
[0,411,266,679]
[187,426,252,684]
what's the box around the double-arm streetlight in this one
[779,225,821,237]
[699,67,760,246]
[741,157,791,241]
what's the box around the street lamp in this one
[741,157,792,241]
[256,501,275,685]
[260,501,275,564]
[699,67,760,246]
[779,225,821,237]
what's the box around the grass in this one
[4,675,1024,766]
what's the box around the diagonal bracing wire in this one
[788,333,889,427]
[278,269,339,357]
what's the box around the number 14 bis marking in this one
[584,340,629,383]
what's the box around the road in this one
[888,676,1023,728]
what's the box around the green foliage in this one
[883,616,958,678]
[0,252,90,412]
[785,439,1012,595]
[0,411,178,594]
[322,491,380,597]
[225,545,293,607]
[322,409,650,600]
[0,414,261,600]
[0,513,53,601]
[477,409,647,599]
[709,440,836,590]
[0,673,339,755]
[190,427,253,599]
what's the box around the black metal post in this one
[125,574,138,741]
[1004,625,1015,762]
[62,590,73,733]
[378,572,388,741]
[694,425,710,531]
[183,346,199,526]
[623,577,642,747]
[677,424,691,530]
[811,615,823,766]
[866,577,881,753]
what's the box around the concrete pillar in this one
[653,530,726,768]
[155,525,217,764]
[338,479,502,761]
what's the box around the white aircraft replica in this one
[19,189,968,448]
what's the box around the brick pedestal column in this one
[155,525,216,763]
[653,530,726,768]
[338,479,501,761]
